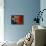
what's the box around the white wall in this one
[40,0,46,26]
[40,0,46,45]
[0,0,4,42]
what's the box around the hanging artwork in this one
[11,15,24,25]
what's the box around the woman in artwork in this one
[11,16,18,24]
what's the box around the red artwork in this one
[11,15,24,24]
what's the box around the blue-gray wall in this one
[4,0,40,42]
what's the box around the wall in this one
[0,0,4,41]
[40,0,46,27]
[4,0,40,42]
[40,0,46,45]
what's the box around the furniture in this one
[17,25,46,46]
[31,25,46,46]
[0,25,46,46]
[17,37,25,46]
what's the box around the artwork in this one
[11,15,24,24]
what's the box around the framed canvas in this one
[11,15,24,25]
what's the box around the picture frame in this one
[11,15,24,25]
